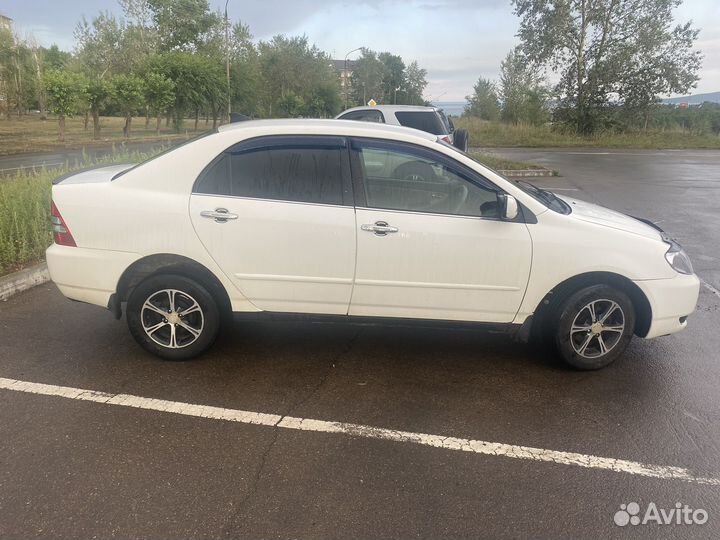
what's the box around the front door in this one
[190,136,356,314]
[349,138,533,323]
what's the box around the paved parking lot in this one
[1,149,719,539]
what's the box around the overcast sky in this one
[4,0,720,101]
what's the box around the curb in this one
[0,262,50,302]
[499,169,557,177]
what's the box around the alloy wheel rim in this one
[570,299,625,358]
[141,289,204,349]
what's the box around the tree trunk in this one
[84,111,89,131]
[123,114,132,137]
[194,107,199,131]
[58,114,65,142]
[165,113,170,127]
[145,106,150,129]
[92,109,100,140]
[31,46,46,118]
[156,115,161,135]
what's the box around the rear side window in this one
[339,110,385,123]
[394,111,448,135]
[195,137,349,206]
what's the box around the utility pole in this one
[225,0,231,122]
[344,47,362,109]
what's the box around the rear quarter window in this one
[394,111,448,135]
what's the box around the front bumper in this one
[46,244,141,309]
[633,273,700,339]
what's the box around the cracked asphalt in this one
[1,148,720,539]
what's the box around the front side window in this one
[394,111,448,135]
[355,140,501,218]
[196,137,348,206]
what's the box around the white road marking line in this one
[0,376,718,486]
[700,278,720,299]
[538,187,580,191]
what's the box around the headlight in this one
[664,240,694,275]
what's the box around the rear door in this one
[190,136,356,314]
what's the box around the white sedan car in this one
[47,120,699,369]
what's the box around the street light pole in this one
[225,0,231,123]
[344,47,363,109]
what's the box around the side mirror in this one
[499,194,519,220]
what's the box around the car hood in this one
[557,194,663,240]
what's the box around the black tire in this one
[453,129,469,152]
[127,274,221,361]
[553,284,635,370]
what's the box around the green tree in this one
[379,52,405,104]
[258,35,339,117]
[464,77,500,120]
[112,74,145,137]
[512,0,702,134]
[44,70,82,141]
[147,0,218,52]
[402,61,428,105]
[143,72,174,133]
[499,47,548,125]
[74,12,127,77]
[350,49,387,106]
[83,78,111,139]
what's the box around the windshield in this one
[395,111,448,135]
[438,140,571,215]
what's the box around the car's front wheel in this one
[553,284,635,370]
[127,274,221,360]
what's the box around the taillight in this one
[439,135,451,143]
[51,201,77,247]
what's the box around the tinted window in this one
[356,141,500,218]
[340,110,385,123]
[197,142,346,205]
[394,111,448,135]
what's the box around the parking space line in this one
[700,278,720,299]
[1,376,718,486]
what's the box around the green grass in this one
[470,152,545,171]
[455,117,720,149]
[0,147,164,276]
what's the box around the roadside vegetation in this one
[0,115,185,155]
[456,117,720,149]
[0,0,429,144]
[460,0,718,148]
[470,151,546,172]
[0,147,161,276]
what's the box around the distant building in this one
[331,59,356,106]
[0,13,12,31]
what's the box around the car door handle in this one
[361,221,398,236]
[200,208,238,223]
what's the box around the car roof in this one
[339,104,442,114]
[217,118,438,142]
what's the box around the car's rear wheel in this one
[453,129,469,152]
[127,274,220,360]
[553,284,635,370]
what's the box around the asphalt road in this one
[1,148,719,539]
